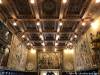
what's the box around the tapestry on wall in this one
[38,52,62,69]
[75,32,97,70]
[7,35,28,71]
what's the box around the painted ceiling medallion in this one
[42,0,56,14]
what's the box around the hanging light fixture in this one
[40,35,44,40]
[0,0,2,4]
[56,35,60,41]
[27,42,30,46]
[70,37,73,41]
[59,21,63,26]
[69,42,72,45]
[5,31,9,36]
[96,0,100,3]
[82,22,86,26]
[62,0,67,4]
[5,48,10,54]
[27,38,29,41]
[13,22,17,26]
[30,48,36,54]
[36,21,40,26]
[55,42,58,46]
[27,42,33,46]
[22,35,25,38]
[39,27,42,32]
[42,42,45,46]
[74,34,77,38]
[64,48,74,54]
[43,48,46,52]
[54,48,57,52]
[68,42,73,46]
[57,27,60,32]
[90,19,99,30]
[30,0,35,4]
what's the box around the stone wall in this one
[26,50,37,71]
[63,49,75,71]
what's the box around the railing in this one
[0,68,38,75]
[62,73,98,75]
[0,67,98,75]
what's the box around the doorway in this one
[40,69,60,75]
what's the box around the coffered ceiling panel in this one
[38,0,61,19]
[0,0,92,50]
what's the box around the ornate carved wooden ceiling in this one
[0,0,92,50]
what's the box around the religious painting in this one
[38,52,62,69]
